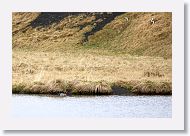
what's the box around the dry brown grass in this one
[12,12,40,34]
[12,50,172,95]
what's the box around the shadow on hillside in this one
[29,12,125,41]
[83,12,125,42]
[30,12,82,28]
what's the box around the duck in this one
[59,93,67,97]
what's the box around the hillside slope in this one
[12,12,172,58]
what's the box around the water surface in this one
[12,94,172,118]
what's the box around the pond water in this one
[12,94,172,118]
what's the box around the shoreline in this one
[12,79,172,96]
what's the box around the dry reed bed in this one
[12,50,172,95]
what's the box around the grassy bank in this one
[12,12,172,95]
[12,79,172,95]
[12,50,172,95]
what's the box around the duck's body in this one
[59,93,67,97]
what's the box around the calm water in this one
[12,94,172,118]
